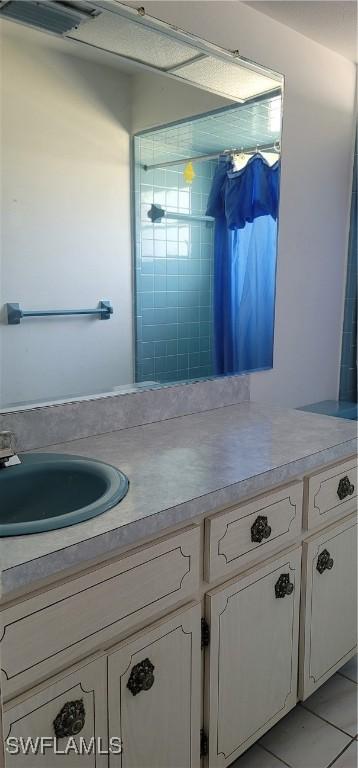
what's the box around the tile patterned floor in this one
[232,657,358,768]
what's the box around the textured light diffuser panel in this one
[67,12,200,69]
[172,56,281,101]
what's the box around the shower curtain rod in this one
[143,140,280,171]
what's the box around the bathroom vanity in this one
[0,402,357,767]
[0,1,356,766]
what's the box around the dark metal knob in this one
[337,476,354,501]
[275,573,294,598]
[53,699,85,738]
[127,658,155,696]
[316,549,334,574]
[251,515,272,543]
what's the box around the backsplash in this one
[0,374,250,451]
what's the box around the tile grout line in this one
[337,670,357,685]
[326,737,357,768]
[300,702,357,740]
[258,742,292,767]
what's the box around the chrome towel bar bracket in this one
[6,301,113,325]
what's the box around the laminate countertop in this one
[0,401,357,598]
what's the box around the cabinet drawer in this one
[3,657,107,767]
[1,526,200,700]
[205,482,303,582]
[205,548,301,767]
[304,457,357,530]
[299,514,357,700]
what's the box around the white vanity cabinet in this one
[108,603,201,768]
[299,513,357,700]
[3,605,201,768]
[205,548,301,767]
[1,458,357,768]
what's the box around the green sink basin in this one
[0,453,129,536]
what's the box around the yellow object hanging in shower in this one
[183,161,196,184]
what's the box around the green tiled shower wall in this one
[339,136,357,403]
[134,146,216,384]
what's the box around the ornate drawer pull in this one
[53,699,85,738]
[316,549,334,574]
[251,515,272,543]
[275,573,294,598]
[337,476,354,501]
[127,658,155,696]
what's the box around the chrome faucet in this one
[0,431,21,468]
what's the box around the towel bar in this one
[6,301,113,325]
[147,204,214,225]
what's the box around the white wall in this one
[1,23,133,406]
[131,70,232,133]
[135,1,356,407]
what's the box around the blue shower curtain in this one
[207,154,280,375]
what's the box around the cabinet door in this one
[205,548,301,768]
[108,603,201,768]
[3,657,107,767]
[299,514,357,700]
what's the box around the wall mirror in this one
[0,0,284,411]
